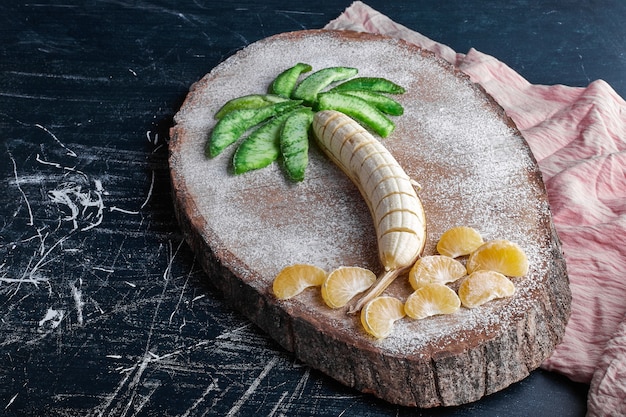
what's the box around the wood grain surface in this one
[3,1,622,415]
[169,29,571,408]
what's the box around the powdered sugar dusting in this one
[171,30,558,355]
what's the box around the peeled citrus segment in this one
[408,255,467,290]
[272,264,326,300]
[404,283,461,319]
[458,270,515,308]
[436,226,484,258]
[321,266,376,309]
[360,296,405,339]
[466,239,529,277]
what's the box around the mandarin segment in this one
[360,296,405,339]
[436,226,484,258]
[321,266,376,309]
[458,270,515,308]
[466,239,529,277]
[404,283,461,319]
[272,264,326,300]
[408,255,467,290]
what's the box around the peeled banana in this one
[312,110,426,312]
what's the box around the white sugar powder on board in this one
[172,31,556,354]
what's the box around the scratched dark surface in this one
[2,1,623,416]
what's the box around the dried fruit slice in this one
[317,92,395,138]
[292,66,358,105]
[280,107,314,182]
[214,94,289,119]
[269,62,313,98]
[436,226,484,258]
[458,270,515,308]
[272,264,326,300]
[404,283,461,319]
[340,90,404,116]
[330,77,406,94]
[360,296,405,339]
[207,100,302,157]
[466,239,529,277]
[408,255,466,290]
[233,110,297,174]
[321,266,376,309]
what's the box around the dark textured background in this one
[3,1,623,416]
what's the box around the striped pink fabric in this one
[327,2,626,415]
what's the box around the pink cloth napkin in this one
[326,2,626,415]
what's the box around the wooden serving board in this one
[168,30,570,408]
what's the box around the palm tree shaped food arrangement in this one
[206,63,427,320]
